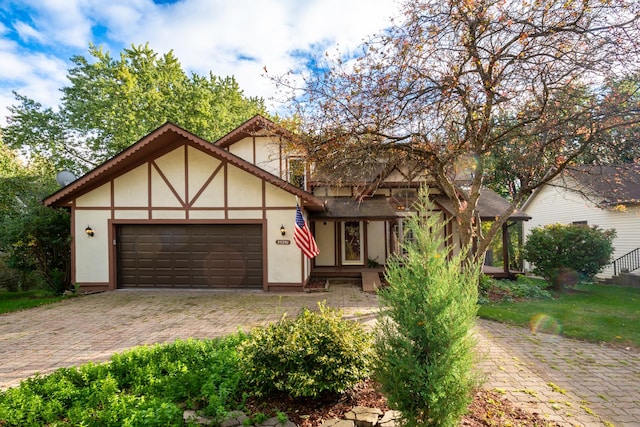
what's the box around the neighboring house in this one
[522,164,640,280]
[44,115,529,292]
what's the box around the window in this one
[288,158,306,190]
[572,221,588,226]
[341,221,364,265]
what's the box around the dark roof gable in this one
[43,121,324,209]
[564,164,640,205]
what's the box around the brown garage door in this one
[117,224,263,289]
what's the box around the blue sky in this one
[0,0,400,125]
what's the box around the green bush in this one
[0,336,246,426]
[375,190,479,427]
[478,274,553,303]
[523,223,615,290]
[239,302,374,398]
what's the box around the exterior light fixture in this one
[280,225,287,236]
[85,226,95,237]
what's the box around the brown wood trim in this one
[224,162,228,219]
[252,135,257,164]
[267,283,304,292]
[110,218,264,225]
[189,161,224,207]
[262,180,266,218]
[184,145,189,220]
[262,222,268,291]
[148,162,152,219]
[75,206,296,211]
[76,283,111,293]
[108,219,116,290]
[70,204,76,286]
[152,160,186,207]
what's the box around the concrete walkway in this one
[1,285,638,426]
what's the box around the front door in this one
[341,221,364,265]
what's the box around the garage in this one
[117,224,263,289]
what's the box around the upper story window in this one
[288,158,306,190]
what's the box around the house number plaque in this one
[276,239,291,245]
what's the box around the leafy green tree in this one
[0,139,70,293]
[523,224,615,290]
[375,189,479,427]
[0,204,70,294]
[273,0,640,265]
[4,44,268,173]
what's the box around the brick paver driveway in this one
[1,284,638,426]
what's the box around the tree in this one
[0,139,69,292]
[523,223,615,290]
[375,190,479,426]
[3,44,268,174]
[273,0,640,264]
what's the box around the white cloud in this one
[14,22,45,44]
[0,0,402,124]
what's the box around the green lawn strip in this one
[478,284,640,347]
[0,290,65,314]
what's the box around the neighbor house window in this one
[572,221,588,226]
[288,158,306,190]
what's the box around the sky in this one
[0,0,402,126]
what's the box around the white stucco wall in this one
[523,184,640,278]
[367,221,387,265]
[114,165,148,207]
[227,165,262,207]
[76,184,111,207]
[266,208,304,283]
[74,210,111,283]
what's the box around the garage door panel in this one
[118,224,263,289]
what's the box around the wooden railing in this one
[613,248,640,276]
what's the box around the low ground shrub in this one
[239,302,374,398]
[0,336,246,426]
[479,275,553,303]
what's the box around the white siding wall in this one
[523,184,640,278]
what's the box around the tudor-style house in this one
[45,115,529,292]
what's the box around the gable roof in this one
[215,114,297,149]
[522,163,640,210]
[43,122,325,210]
[564,164,640,206]
[435,188,531,221]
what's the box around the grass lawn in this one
[478,283,640,348]
[0,290,65,314]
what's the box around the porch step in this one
[610,273,640,288]
[361,271,382,292]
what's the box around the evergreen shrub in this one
[374,190,480,427]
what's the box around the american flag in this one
[294,204,319,259]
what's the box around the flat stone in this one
[319,419,355,427]
[378,410,402,427]
[255,416,296,427]
[221,410,249,427]
[183,409,215,425]
[344,406,383,427]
